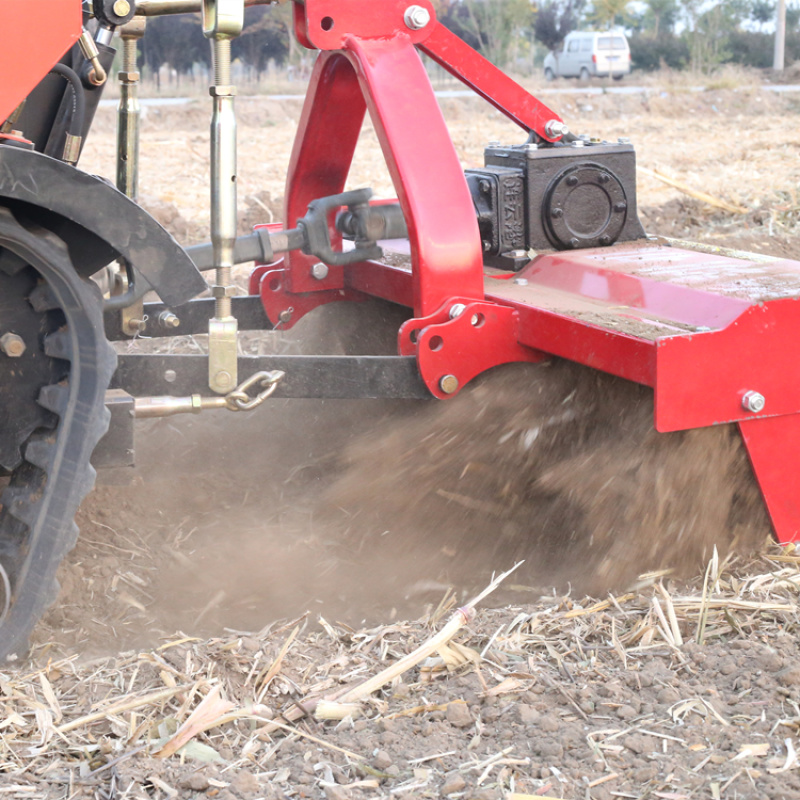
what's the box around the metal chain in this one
[224,370,285,411]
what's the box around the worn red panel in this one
[0,0,81,125]
[655,298,800,432]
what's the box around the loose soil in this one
[3,82,800,799]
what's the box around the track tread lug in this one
[43,330,72,360]
[24,435,56,470]
[37,384,70,415]
[28,282,61,312]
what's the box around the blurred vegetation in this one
[135,0,800,84]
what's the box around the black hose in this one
[48,63,86,139]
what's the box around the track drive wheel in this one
[0,207,116,661]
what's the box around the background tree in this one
[532,0,585,52]
[233,6,290,77]
[440,0,531,69]
[587,0,632,29]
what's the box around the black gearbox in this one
[466,140,647,269]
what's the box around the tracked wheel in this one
[0,207,116,661]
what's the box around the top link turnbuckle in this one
[204,0,244,395]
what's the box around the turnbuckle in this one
[133,370,285,418]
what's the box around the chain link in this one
[224,370,285,411]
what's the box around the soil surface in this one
[3,82,800,799]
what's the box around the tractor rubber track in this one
[0,206,116,662]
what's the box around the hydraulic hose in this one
[48,63,86,139]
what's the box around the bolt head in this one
[439,374,459,395]
[513,277,529,286]
[566,175,579,187]
[551,207,563,219]
[599,235,612,246]
[0,333,25,357]
[479,179,491,194]
[113,0,131,17]
[569,238,580,249]
[742,391,766,413]
[311,262,329,281]
[404,4,431,30]
[449,303,466,319]
[613,202,627,213]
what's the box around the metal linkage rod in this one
[203,0,244,394]
[136,0,272,15]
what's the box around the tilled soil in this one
[3,82,800,798]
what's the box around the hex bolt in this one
[599,235,612,245]
[613,202,627,213]
[0,333,26,357]
[551,207,564,218]
[311,262,329,281]
[482,240,491,252]
[449,303,466,319]
[566,175,579,187]
[569,237,580,248]
[439,374,459,395]
[404,4,431,30]
[158,311,180,329]
[544,119,569,138]
[598,173,610,184]
[479,179,491,194]
[742,391,766,413]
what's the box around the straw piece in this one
[56,685,191,734]
[154,684,235,759]
[639,166,749,214]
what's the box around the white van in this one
[543,31,631,81]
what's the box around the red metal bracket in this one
[739,415,800,544]
[399,298,545,399]
[419,23,565,142]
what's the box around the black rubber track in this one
[0,206,117,661]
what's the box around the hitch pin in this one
[133,370,284,418]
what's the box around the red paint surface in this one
[0,0,81,125]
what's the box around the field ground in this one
[2,83,800,799]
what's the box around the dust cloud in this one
[42,300,769,657]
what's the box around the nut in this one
[544,119,569,139]
[158,311,180,328]
[311,262,329,281]
[404,4,431,30]
[742,391,766,413]
[0,333,25,357]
